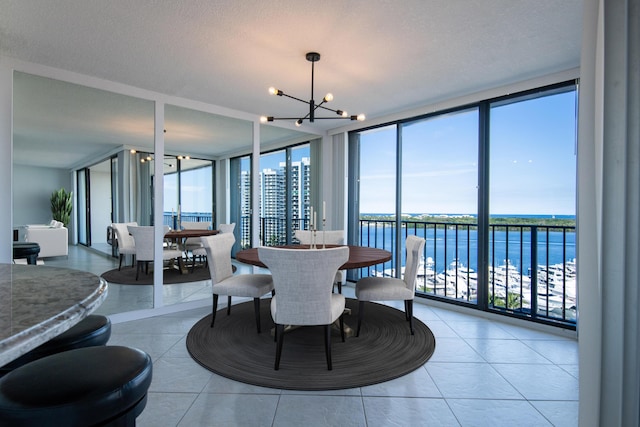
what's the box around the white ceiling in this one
[1,0,583,169]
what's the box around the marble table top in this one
[0,264,108,366]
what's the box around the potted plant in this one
[50,188,73,226]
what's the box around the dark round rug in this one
[186,298,436,390]
[101,265,211,285]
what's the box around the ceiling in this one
[1,0,583,170]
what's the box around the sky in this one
[359,89,577,216]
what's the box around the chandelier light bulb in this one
[323,93,333,102]
[130,149,137,154]
[295,119,303,127]
[260,116,268,123]
[268,87,278,95]
[357,114,366,121]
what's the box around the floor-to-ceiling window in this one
[488,86,577,323]
[350,81,577,328]
[231,143,312,250]
[258,144,311,246]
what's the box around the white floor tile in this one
[493,363,579,400]
[447,398,553,427]
[427,362,523,399]
[273,395,366,427]
[363,397,460,426]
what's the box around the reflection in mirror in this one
[12,71,155,316]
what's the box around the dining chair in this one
[127,225,184,280]
[201,233,274,333]
[111,222,138,270]
[181,221,211,269]
[258,246,349,370]
[294,229,346,293]
[355,235,426,336]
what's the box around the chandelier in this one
[260,52,365,127]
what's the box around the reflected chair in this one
[111,222,138,270]
[191,223,236,272]
[201,233,273,333]
[258,246,349,370]
[355,235,426,336]
[181,221,211,269]
[295,229,346,293]
[128,225,184,280]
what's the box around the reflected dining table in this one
[0,264,107,366]
[164,228,219,273]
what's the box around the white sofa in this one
[21,221,69,258]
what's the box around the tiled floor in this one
[46,246,579,426]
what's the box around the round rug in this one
[186,298,436,390]
[101,265,211,285]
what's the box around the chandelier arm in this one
[279,92,309,105]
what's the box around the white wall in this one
[13,164,71,226]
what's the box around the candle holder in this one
[322,219,326,249]
[312,226,317,249]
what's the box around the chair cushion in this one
[356,277,415,301]
[0,346,152,426]
[212,274,273,298]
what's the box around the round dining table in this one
[235,244,392,270]
[0,264,107,366]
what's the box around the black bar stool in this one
[1,314,111,375]
[0,346,153,426]
[12,242,40,265]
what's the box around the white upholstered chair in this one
[111,222,138,270]
[294,229,346,293]
[181,221,211,269]
[355,235,426,336]
[258,246,349,371]
[127,225,184,280]
[201,233,273,333]
[191,223,235,272]
[218,223,236,234]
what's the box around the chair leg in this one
[407,299,414,335]
[210,294,219,328]
[227,296,232,315]
[404,300,410,321]
[356,300,365,337]
[135,261,140,281]
[118,254,124,271]
[253,297,261,333]
[324,324,333,370]
[274,324,285,370]
[339,314,345,342]
[337,281,342,294]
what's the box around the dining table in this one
[235,244,391,337]
[235,244,392,271]
[0,264,108,366]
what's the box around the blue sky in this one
[359,90,577,216]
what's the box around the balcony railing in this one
[234,215,577,328]
[359,219,576,328]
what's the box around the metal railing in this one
[358,218,576,327]
[227,215,577,328]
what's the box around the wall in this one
[13,164,71,226]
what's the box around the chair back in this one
[127,225,154,261]
[294,230,344,245]
[403,235,426,292]
[218,223,236,234]
[111,222,137,251]
[181,221,211,246]
[201,233,235,285]
[258,246,349,325]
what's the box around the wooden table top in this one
[235,245,392,270]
